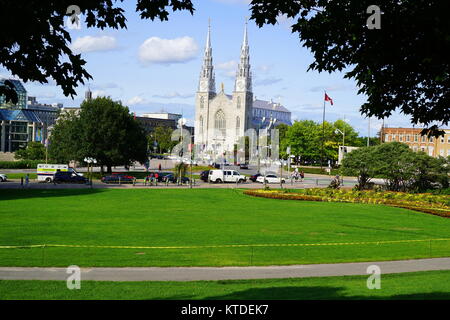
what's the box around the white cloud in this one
[71,36,118,54]
[138,37,199,65]
[254,77,282,86]
[153,92,194,99]
[92,90,107,98]
[216,60,237,78]
[216,60,237,70]
[127,96,147,105]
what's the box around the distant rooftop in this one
[252,99,290,113]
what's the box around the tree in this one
[2,1,448,135]
[49,97,148,173]
[48,110,82,163]
[333,119,359,147]
[276,123,290,159]
[341,146,379,190]
[375,142,417,192]
[250,0,450,136]
[284,120,322,163]
[342,141,449,192]
[15,142,46,160]
[0,0,194,100]
[407,152,449,192]
[283,120,359,164]
[149,126,177,154]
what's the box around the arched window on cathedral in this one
[200,96,204,109]
[215,110,226,136]
[199,116,203,134]
[237,96,241,109]
[236,116,240,136]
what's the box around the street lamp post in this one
[335,128,345,148]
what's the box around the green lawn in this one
[0,189,449,267]
[1,270,449,300]
[4,173,37,180]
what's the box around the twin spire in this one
[199,19,251,93]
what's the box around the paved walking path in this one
[1,258,449,282]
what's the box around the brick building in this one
[380,127,450,158]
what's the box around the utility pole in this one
[321,91,326,169]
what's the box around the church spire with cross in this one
[198,19,216,93]
[235,18,252,93]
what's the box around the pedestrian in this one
[20,177,24,187]
[150,173,154,186]
[145,175,149,186]
[154,172,159,186]
[300,170,305,182]
[158,163,162,172]
[25,174,29,188]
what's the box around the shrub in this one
[0,160,42,169]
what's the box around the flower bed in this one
[243,189,450,218]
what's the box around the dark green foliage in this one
[14,142,46,161]
[49,97,148,173]
[249,0,450,136]
[342,142,450,192]
[149,126,177,154]
[0,160,42,169]
[282,119,363,163]
[0,0,194,102]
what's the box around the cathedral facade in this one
[194,21,253,154]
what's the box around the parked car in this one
[0,173,7,182]
[53,171,88,184]
[145,171,171,182]
[101,173,136,184]
[162,173,190,184]
[210,162,221,169]
[249,173,262,182]
[209,170,247,183]
[238,163,249,170]
[200,170,210,182]
[256,174,286,184]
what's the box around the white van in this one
[208,170,246,183]
[37,164,82,182]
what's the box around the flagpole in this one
[321,91,326,170]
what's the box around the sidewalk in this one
[0,258,448,281]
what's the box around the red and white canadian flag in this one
[324,93,333,105]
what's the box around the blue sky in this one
[1,0,414,136]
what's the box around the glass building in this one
[0,109,44,152]
[0,79,27,109]
[0,79,61,153]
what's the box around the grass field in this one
[1,270,449,300]
[0,189,449,267]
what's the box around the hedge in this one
[0,160,43,169]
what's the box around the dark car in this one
[145,171,171,182]
[210,162,221,169]
[101,173,136,184]
[200,170,210,182]
[54,171,88,184]
[163,173,190,184]
[239,163,249,170]
[249,173,262,182]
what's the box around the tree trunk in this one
[107,164,112,174]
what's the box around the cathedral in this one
[194,21,254,154]
[194,21,291,155]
